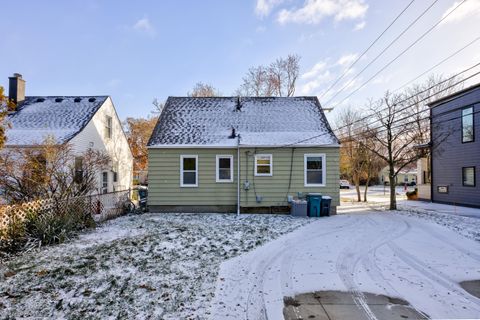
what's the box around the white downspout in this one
[237,134,241,216]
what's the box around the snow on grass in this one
[394,207,480,242]
[0,212,310,319]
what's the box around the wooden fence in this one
[0,190,131,239]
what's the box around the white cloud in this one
[440,0,480,25]
[300,70,331,94]
[301,61,327,79]
[255,0,284,17]
[353,20,366,31]
[337,53,358,66]
[277,0,368,25]
[133,17,156,37]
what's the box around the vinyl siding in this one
[431,87,480,207]
[148,147,339,208]
[148,149,237,206]
[70,97,133,192]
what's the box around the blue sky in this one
[1,0,479,120]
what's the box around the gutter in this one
[237,134,241,216]
[147,143,341,149]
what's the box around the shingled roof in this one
[148,96,339,148]
[5,96,108,146]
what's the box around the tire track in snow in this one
[361,215,430,318]
[245,216,364,320]
[335,214,411,320]
[388,241,480,311]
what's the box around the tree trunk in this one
[354,175,361,202]
[389,165,397,210]
[363,178,370,202]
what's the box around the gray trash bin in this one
[291,200,308,217]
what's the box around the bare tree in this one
[152,98,165,115]
[237,54,300,97]
[0,86,16,149]
[0,140,110,203]
[188,82,220,97]
[238,66,274,97]
[337,108,375,202]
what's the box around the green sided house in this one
[147,96,340,214]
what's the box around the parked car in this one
[339,180,350,189]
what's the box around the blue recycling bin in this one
[307,193,322,217]
[321,196,332,216]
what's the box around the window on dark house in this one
[462,167,475,187]
[462,106,474,143]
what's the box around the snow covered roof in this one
[5,96,108,146]
[148,97,339,148]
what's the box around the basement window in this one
[180,155,198,187]
[462,167,476,187]
[216,155,233,182]
[254,154,272,176]
[304,154,326,187]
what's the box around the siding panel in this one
[148,147,340,209]
[431,88,480,207]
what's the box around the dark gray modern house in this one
[428,83,479,208]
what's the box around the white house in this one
[3,73,133,194]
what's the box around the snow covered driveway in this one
[211,210,480,319]
[0,213,310,319]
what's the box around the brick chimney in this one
[9,73,26,104]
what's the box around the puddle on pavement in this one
[460,280,480,299]
[283,290,428,320]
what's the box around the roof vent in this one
[88,97,96,102]
[228,127,237,139]
[74,97,82,102]
[55,98,63,103]
[236,97,242,111]
[36,98,45,102]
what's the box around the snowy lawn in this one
[0,212,311,319]
[212,209,480,319]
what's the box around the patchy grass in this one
[0,212,310,319]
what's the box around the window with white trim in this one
[254,154,272,176]
[304,154,326,186]
[216,155,233,182]
[102,171,108,194]
[180,155,198,187]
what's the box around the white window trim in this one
[216,155,234,183]
[180,155,198,187]
[304,153,326,187]
[254,154,273,177]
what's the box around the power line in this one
[318,0,416,100]
[253,64,479,151]
[326,0,467,109]
[323,0,439,105]
[338,65,480,135]
[392,35,480,93]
